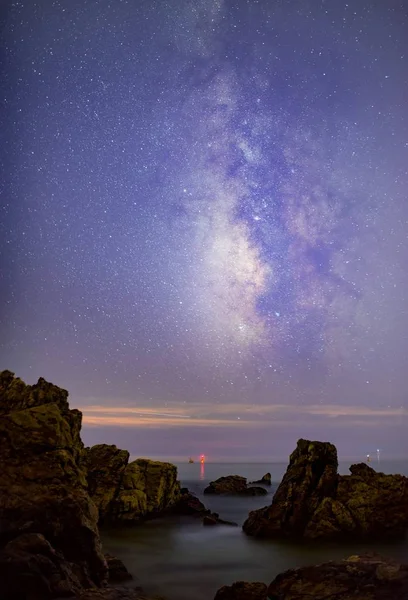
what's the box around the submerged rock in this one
[0,370,107,593]
[173,489,237,525]
[249,473,271,486]
[105,553,133,583]
[267,553,408,600]
[204,475,267,496]
[243,438,408,540]
[214,581,268,600]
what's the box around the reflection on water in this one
[200,462,205,480]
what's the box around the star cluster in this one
[1,0,407,458]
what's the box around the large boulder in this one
[214,581,267,600]
[0,533,83,599]
[83,444,130,521]
[0,370,107,591]
[84,445,181,523]
[204,476,267,496]
[267,554,408,600]
[243,438,408,540]
[109,458,180,521]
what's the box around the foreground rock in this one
[0,370,107,593]
[0,371,165,600]
[204,476,268,496]
[85,445,180,523]
[267,553,408,600]
[214,581,267,599]
[249,473,271,486]
[243,438,408,540]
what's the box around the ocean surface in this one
[102,460,408,600]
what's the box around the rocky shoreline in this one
[1,370,408,599]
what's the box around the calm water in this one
[102,460,408,600]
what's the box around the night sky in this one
[1,0,408,461]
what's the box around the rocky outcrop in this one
[84,445,180,523]
[0,533,83,599]
[84,444,130,521]
[0,371,169,600]
[110,458,180,521]
[243,438,408,540]
[0,370,107,592]
[214,581,267,600]
[204,475,268,496]
[249,473,271,486]
[267,554,408,600]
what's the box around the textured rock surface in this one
[243,438,408,540]
[84,444,130,521]
[0,533,83,600]
[204,475,267,496]
[249,473,271,486]
[267,554,408,600]
[109,458,180,521]
[0,370,107,590]
[214,581,268,600]
[84,445,183,523]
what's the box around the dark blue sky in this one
[1,0,407,461]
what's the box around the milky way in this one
[1,0,407,458]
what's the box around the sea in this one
[102,460,408,600]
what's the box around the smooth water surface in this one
[102,460,408,600]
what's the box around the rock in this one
[214,581,268,600]
[204,476,267,496]
[105,553,133,582]
[172,488,209,516]
[85,446,181,523]
[267,553,408,600]
[84,444,130,521]
[0,371,107,590]
[172,489,237,526]
[0,533,83,600]
[203,514,218,526]
[249,473,271,485]
[243,438,408,541]
[109,458,180,522]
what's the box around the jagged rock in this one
[0,371,107,592]
[0,533,83,600]
[214,581,268,600]
[84,444,130,521]
[204,476,267,496]
[249,473,271,485]
[267,553,408,600]
[109,458,180,521]
[243,438,408,540]
[105,553,133,582]
[172,488,209,516]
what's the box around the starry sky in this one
[1,0,408,461]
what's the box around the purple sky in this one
[1,0,408,461]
